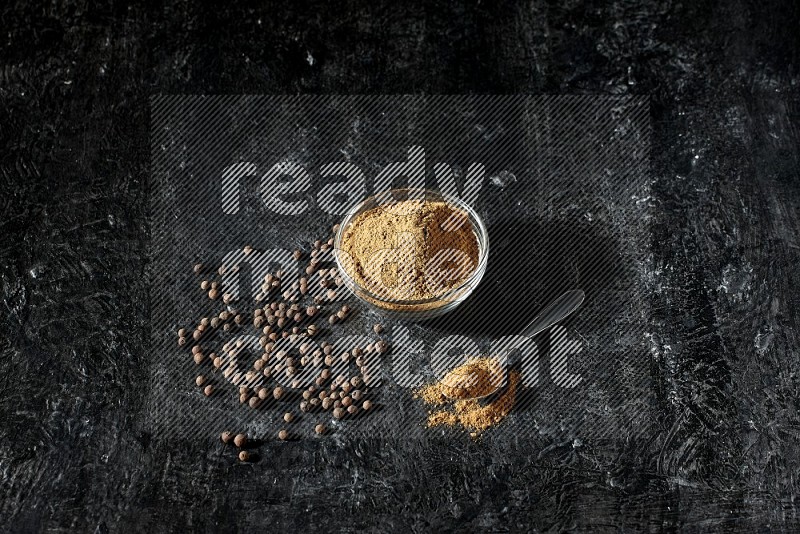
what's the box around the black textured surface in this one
[1,1,800,532]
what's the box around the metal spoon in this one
[443,289,586,400]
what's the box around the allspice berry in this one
[273,386,284,400]
[283,412,294,423]
[203,385,214,397]
[373,323,384,334]
[193,263,204,274]
[375,340,388,353]
[333,407,345,419]
[315,423,326,435]
[221,431,233,444]
[278,429,289,440]
[195,375,206,386]
[362,400,373,411]
[238,450,251,462]
[233,434,247,448]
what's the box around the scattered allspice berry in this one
[243,245,253,255]
[233,434,247,448]
[278,429,289,440]
[203,385,214,397]
[238,450,251,462]
[333,407,345,419]
[221,431,233,443]
[373,323,384,334]
[195,375,206,386]
[283,412,294,423]
[315,423,326,435]
[362,400,373,411]
[193,263,204,274]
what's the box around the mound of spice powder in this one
[416,357,503,403]
[415,358,519,438]
[339,199,479,302]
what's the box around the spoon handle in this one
[521,290,585,339]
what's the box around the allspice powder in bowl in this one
[334,188,489,321]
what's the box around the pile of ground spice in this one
[415,358,519,438]
[339,199,479,302]
[415,357,503,403]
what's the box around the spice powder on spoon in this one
[415,357,520,438]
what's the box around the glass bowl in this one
[333,188,489,321]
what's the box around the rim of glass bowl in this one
[333,187,489,309]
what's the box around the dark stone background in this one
[1,1,798,532]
